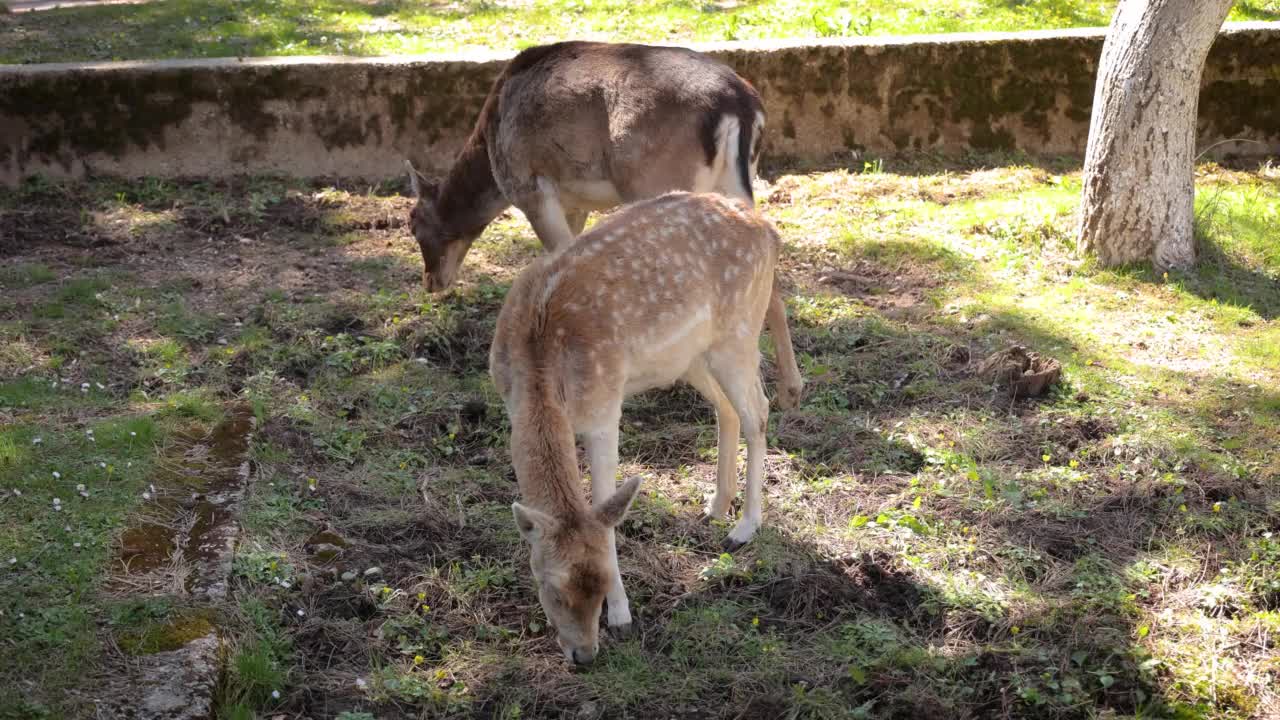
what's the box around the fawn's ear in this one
[405,159,436,199]
[593,476,642,528]
[512,502,558,544]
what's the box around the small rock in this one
[310,543,343,562]
[341,571,358,582]
[305,529,348,548]
[363,566,382,577]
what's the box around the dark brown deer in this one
[406,40,802,409]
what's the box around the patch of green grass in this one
[0,417,164,715]
[159,389,225,423]
[5,0,1277,65]
[54,275,112,306]
[156,297,219,346]
[0,263,56,289]
[1184,173,1280,321]
[218,598,293,714]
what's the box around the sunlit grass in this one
[4,0,1279,64]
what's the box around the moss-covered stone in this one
[118,612,217,655]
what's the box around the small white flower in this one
[12,489,20,496]
[142,492,152,500]
[296,609,305,617]
[52,471,61,479]
[76,484,85,492]
[80,382,89,389]
[80,491,89,498]
[99,462,106,468]
[149,484,156,494]
[73,542,82,548]
[64,526,71,532]
[51,382,58,390]
[355,678,367,689]
[31,437,42,445]
[8,557,16,565]
[95,383,105,390]
[86,429,94,436]
[280,580,291,589]
[271,690,280,700]
[130,431,137,437]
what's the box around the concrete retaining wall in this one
[2,24,1279,186]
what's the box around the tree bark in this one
[1077,0,1234,271]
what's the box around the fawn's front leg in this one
[584,422,632,634]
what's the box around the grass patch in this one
[3,0,1278,64]
[0,263,55,289]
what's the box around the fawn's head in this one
[512,477,641,665]
[407,161,477,292]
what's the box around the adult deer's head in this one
[406,160,477,292]
[511,477,641,665]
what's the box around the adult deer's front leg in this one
[583,422,632,635]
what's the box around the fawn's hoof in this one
[607,621,635,640]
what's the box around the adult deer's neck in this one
[436,133,508,239]
[510,373,586,520]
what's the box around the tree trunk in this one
[1077,0,1233,271]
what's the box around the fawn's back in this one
[490,192,780,426]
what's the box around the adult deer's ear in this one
[405,159,435,198]
[594,476,642,528]
[512,502,559,544]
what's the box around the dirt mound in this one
[978,345,1062,398]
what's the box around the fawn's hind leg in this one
[706,344,770,550]
[683,361,741,521]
